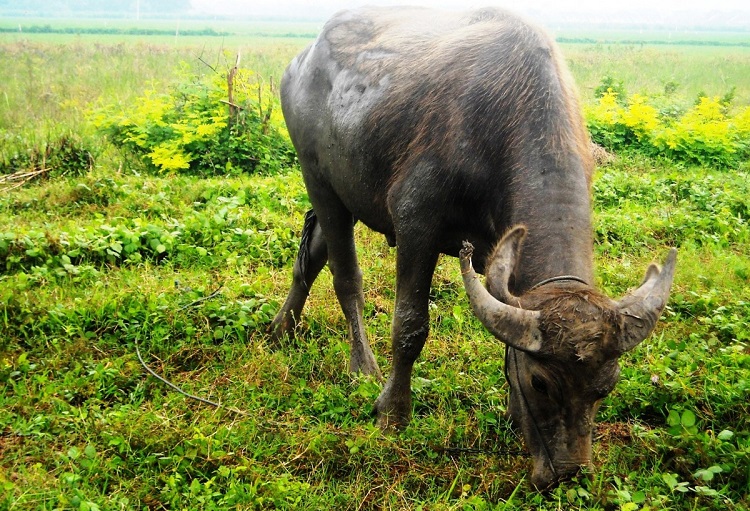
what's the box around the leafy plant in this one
[0,132,95,177]
[0,192,299,277]
[594,76,627,103]
[586,89,750,168]
[90,68,295,176]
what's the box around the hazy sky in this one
[190,0,750,20]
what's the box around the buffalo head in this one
[460,226,676,489]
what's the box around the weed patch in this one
[586,88,750,169]
[90,68,295,176]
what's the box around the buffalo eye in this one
[531,375,548,395]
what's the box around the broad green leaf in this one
[681,409,696,428]
[718,429,734,441]
[667,410,680,427]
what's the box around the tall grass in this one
[0,38,305,132]
[0,33,308,177]
[1,26,747,142]
[563,43,750,108]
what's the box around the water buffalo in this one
[269,6,676,489]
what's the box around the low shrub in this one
[90,67,295,176]
[0,192,299,278]
[586,90,750,169]
[0,132,95,177]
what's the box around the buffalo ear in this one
[614,249,677,354]
[486,226,527,303]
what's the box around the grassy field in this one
[561,44,750,108]
[1,21,749,510]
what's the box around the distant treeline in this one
[0,25,229,36]
[2,25,747,46]
[557,37,750,47]
[0,0,189,16]
[0,25,318,38]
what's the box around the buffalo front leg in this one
[269,210,328,341]
[374,244,438,430]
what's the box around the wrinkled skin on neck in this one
[505,285,623,489]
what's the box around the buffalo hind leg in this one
[317,203,382,378]
[269,210,328,341]
[374,241,438,429]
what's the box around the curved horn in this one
[614,248,677,354]
[460,240,543,352]
[486,226,527,302]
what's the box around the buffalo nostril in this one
[531,459,592,490]
[531,475,558,492]
[531,465,558,492]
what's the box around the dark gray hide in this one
[270,6,676,489]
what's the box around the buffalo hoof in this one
[374,406,409,431]
[266,313,296,346]
[373,387,411,431]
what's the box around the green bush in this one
[586,89,750,168]
[594,75,627,103]
[90,68,295,176]
[0,132,94,177]
[0,191,299,278]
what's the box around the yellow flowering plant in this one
[585,88,750,169]
[90,69,294,175]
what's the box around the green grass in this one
[0,17,323,36]
[1,26,749,510]
[562,44,750,108]
[553,28,750,46]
